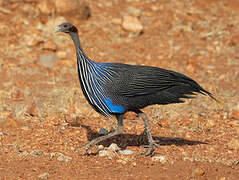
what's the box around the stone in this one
[119,149,133,155]
[42,40,57,51]
[39,54,58,68]
[99,128,108,135]
[231,110,239,119]
[54,0,91,19]
[57,154,72,162]
[38,172,50,180]
[98,149,112,157]
[56,51,67,59]
[122,16,143,33]
[24,34,39,47]
[191,168,205,177]
[127,6,142,17]
[227,138,239,150]
[111,18,122,25]
[108,143,121,152]
[97,145,104,150]
[152,155,167,163]
[46,16,67,29]
[37,1,55,15]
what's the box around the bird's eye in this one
[63,24,68,28]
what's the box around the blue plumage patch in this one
[105,98,125,113]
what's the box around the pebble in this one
[231,110,239,119]
[206,119,216,128]
[98,149,112,157]
[99,128,108,135]
[119,149,133,155]
[42,40,57,51]
[127,6,142,17]
[116,159,127,165]
[152,155,167,163]
[97,145,104,150]
[108,143,121,152]
[0,131,9,135]
[191,168,205,177]
[111,18,122,25]
[227,138,239,150]
[39,54,58,68]
[54,0,91,19]
[31,150,44,156]
[228,120,239,127]
[122,16,143,33]
[38,172,50,180]
[24,34,39,47]
[57,154,72,162]
[46,16,67,29]
[37,1,55,15]
[56,51,67,59]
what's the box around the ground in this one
[0,0,239,179]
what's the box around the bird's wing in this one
[109,63,209,98]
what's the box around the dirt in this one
[0,0,239,179]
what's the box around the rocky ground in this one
[0,0,239,179]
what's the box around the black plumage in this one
[56,22,217,156]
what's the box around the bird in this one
[55,22,217,156]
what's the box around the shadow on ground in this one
[69,122,207,152]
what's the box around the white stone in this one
[122,16,143,33]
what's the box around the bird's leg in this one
[135,110,159,156]
[75,114,124,154]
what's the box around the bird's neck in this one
[69,32,93,63]
[69,32,81,49]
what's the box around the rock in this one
[98,149,112,157]
[228,120,239,127]
[0,7,12,14]
[119,149,133,155]
[99,128,108,135]
[97,145,104,150]
[54,0,91,19]
[227,138,239,150]
[38,172,50,180]
[24,34,39,47]
[0,131,9,135]
[186,64,195,73]
[57,154,72,162]
[111,18,122,25]
[46,16,67,28]
[116,159,127,165]
[31,150,44,156]
[206,119,216,128]
[191,168,205,177]
[122,16,143,33]
[127,6,142,17]
[56,51,67,59]
[231,110,239,119]
[152,155,167,163]
[39,54,58,68]
[108,143,121,152]
[42,40,57,51]
[11,90,24,100]
[37,1,55,15]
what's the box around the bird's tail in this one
[198,87,219,103]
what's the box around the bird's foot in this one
[74,127,123,155]
[74,140,98,155]
[138,142,160,156]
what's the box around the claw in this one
[137,141,159,156]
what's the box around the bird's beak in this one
[55,25,62,32]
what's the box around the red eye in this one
[63,24,67,28]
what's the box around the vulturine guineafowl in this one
[55,22,217,156]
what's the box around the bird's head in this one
[55,22,78,33]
